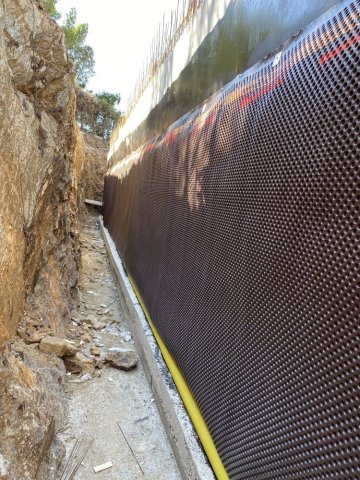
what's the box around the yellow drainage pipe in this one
[128,274,229,480]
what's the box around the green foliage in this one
[41,0,61,20]
[76,88,121,141]
[95,92,121,108]
[40,2,120,140]
[62,8,95,87]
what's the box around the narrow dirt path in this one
[59,213,180,479]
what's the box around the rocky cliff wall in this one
[0,0,81,339]
[81,132,108,202]
[0,0,83,478]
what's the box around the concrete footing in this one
[99,217,215,480]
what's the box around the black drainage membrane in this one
[104,1,360,477]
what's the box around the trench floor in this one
[59,213,181,480]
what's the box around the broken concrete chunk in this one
[107,349,138,371]
[39,337,79,357]
[64,352,95,374]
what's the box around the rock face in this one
[81,132,108,201]
[0,342,67,480]
[39,336,80,357]
[0,0,82,338]
[0,0,84,478]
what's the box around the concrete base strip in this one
[99,217,215,480]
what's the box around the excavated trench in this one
[0,0,182,476]
[2,1,359,478]
[57,212,180,479]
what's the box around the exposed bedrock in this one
[0,0,84,477]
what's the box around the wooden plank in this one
[93,461,113,473]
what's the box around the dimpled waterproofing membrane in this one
[104,2,360,478]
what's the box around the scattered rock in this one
[79,372,92,382]
[122,333,132,342]
[94,321,106,330]
[64,352,95,374]
[39,337,79,357]
[82,315,97,326]
[90,346,101,356]
[82,316,106,330]
[81,332,92,343]
[95,357,105,369]
[107,348,138,371]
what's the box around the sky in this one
[57,0,178,111]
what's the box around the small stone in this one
[39,337,79,357]
[81,332,91,343]
[93,321,106,330]
[122,334,132,342]
[64,352,95,374]
[82,316,97,326]
[95,357,105,369]
[90,346,101,356]
[107,349,138,371]
[108,377,113,382]
[82,316,106,330]
[100,304,107,308]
